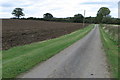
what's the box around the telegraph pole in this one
[83,10,86,27]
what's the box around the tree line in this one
[11,7,120,24]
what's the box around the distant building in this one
[118,1,120,18]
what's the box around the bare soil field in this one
[2,19,88,50]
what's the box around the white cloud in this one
[0,0,119,18]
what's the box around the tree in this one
[97,7,110,17]
[12,8,25,19]
[96,7,111,23]
[96,13,103,23]
[74,14,84,18]
[102,15,112,24]
[43,13,53,19]
[73,14,84,23]
[85,16,96,23]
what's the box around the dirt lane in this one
[18,25,110,78]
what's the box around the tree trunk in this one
[17,15,20,19]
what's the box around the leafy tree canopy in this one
[96,7,111,23]
[74,14,84,18]
[12,8,25,19]
[97,7,110,17]
[43,13,53,19]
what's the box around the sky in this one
[0,0,119,18]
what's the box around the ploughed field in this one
[2,19,88,50]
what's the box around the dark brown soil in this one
[2,19,89,50]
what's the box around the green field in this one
[100,25,119,78]
[2,24,94,78]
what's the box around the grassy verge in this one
[100,25,119,78]
[2,25,94,78]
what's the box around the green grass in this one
[2,25,94,78]
[100,25,119,78]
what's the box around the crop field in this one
[2,19,88,50]
[100,24,119,78]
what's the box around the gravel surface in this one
[18,25,110,78]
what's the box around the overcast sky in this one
[0,0,119,18]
